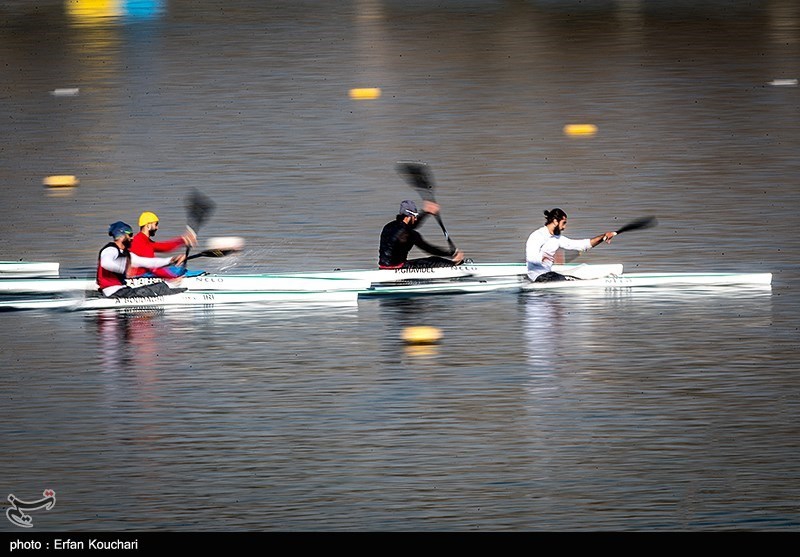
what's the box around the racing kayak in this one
[0,274,371,294]
[0,263,621,294]
[0,288,359,312]
[293,262,621,283]
[523,272,772,290]
[0,261,60,278]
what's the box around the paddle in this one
[612,215,658,236]
[186,248,241,261]
[395,161,457,253]
[564,216,658,262]
[183,189,216,266]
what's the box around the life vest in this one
[96,242,128,291]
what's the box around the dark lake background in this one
[1,0,798,531]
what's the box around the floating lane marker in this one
[51,88,80,96]
[402,326,443,345]
[769,78,798,87]
[43,175,80,187]
[563,124,598,137]
[349,88,382,100]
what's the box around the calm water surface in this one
[1,0,799,531]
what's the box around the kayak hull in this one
[0,263,618,294]
[523,272,773,290]
[0,261,60,278]
[0,289,359,311]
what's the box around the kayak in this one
[0,263,621,294]
[296,262,622,284]
[0,269,772,311]
[0,274,371,294]
[362,269,772,296]
[363,277,524,297]
[0,261,59,278]
[0,289,359,312]
[523,272,772,290]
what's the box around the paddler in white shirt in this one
[97,221,187,298]
[526,208,617,282]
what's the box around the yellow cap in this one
[138,211,159,227]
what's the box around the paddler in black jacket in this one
[379,200,465,269]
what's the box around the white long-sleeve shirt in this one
[99,245,172,296]
[525,226,592,280]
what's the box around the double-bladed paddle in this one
[564,215,658,262]
[395,161,457,253]
[613,215,658,236]
[186,247,242,261]
[183,189,216,265]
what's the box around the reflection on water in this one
[1,0,799,531]
[66,0,165,24]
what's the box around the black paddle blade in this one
[616,216,658,235]
[186,189,216,231]
[186,248,240,261]
[396,161,436,200]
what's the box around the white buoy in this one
[769,79,798,87]
[51,88,80,96]
[206,237,245,251]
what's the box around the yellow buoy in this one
[43,175,80,187]
[563,124,598,137]
[348,88,381,100]
[402,326,443,345]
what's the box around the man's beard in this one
[148,229,157,238]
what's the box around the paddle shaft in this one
[566,216,658,262]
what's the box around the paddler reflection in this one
[522,293,602,396]
[95,310,164,405]
[522,294,567,376]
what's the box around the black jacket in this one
[378,214,453,267]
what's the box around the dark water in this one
[1,0,799,531]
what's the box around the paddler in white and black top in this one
[97,221,187,298]
[379,200,465,269]
[526,208,617,282]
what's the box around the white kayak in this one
[364,277,525,296]
[0,289,359,312]
[288,262,621,283]
[523,271,772,290]
[0,274,371,294]
[0,263,620,294]
[0,261,60,278]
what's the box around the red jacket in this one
[129,232,185,277]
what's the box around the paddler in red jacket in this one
[129,211,197,278]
